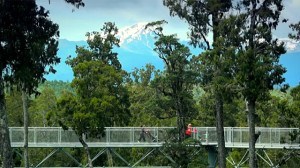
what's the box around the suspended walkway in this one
[9,127,300,149]
[9,127,300,168]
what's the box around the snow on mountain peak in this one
[117,22,157,45]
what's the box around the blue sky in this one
[37,0,190,41]
[37,0,300,41]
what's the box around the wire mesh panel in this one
[224,127,233,143]
[158,127,177,142]
[10,127,24,143]
[28,129,35,143]
[104,127,175,143]
[278,128,294,145]
[35,128,60,143]
[270,128,281,144]
[108,127,132,143]
[232,128,249,144]
[257,128,271,144]
[206,127,217,143]
[60,129,79,143]
[9,127,300,149]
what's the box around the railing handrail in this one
[9,126,300,129]
[8,127,300,149]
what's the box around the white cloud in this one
[38,0,300,41]
[38,0,188,41]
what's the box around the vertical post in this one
[279,129,281,145]
[9,127,12,143]
[155,127,158,143]
[206,127,208,144]
[240,128,242,143]
[207,146,217,168]
[59,127,61,143]
[34,127,37,144]
[131,127,133,143]
[107,127,110,143]
[270,128,272,145]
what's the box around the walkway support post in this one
[207,146,217,168]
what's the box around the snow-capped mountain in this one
[116,22,158,55]
[117,22,156,45]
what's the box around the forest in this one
[1,0,300,168]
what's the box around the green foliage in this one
[55,23,131,167]
[64,0,85,8]
[0,1,60,166]
[130,64,157,87]
[235,0,287,101]
[30,87,58,127]
[58,22,130,139]
[195,92,240,127]
[0,0,60,93]
[128,64,175,127]
[38,80,73,97]
[133,22,201,167]
[163,1,237,167]
[68,22,121,70]
[162,136,207,168]
[6,90,24,127]
[163,0,232,49]
[151,32,198,141]
[289,21,300,41]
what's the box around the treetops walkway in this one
[8,127,300,168]
[9,127,300,149]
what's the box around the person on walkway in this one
[145,128,156,142]
[185,123,193,137]
[138,125,146,142]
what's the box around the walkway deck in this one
[9,127,300,149]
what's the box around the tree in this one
[232,1,287,167]
[12,2,59,167]
[289,85,300,128]
[163,1,232,167]
[30,87,58,127]
[6,90,24,127]
[147,21,197,140]
[153,34,197,142]
[145,21,198,167]
[57,22,130,167]
[128,64,174,126]
[0,0,59,167]
[63,0,84,8]
[289,21,300,41]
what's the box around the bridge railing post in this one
[270,128,272,145]
[34,127,37,144]
[130,127,133,143]
[59,128,61,143]
[9,127,12,143]
[106,127,110,143]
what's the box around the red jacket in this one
[185,127,192,136]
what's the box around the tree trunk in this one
[79,134,93,168]
[107,149,113,166]
[215,93,226,168]
[176,94,185,142]
[211,8,226,168]
[22,89,29,168]
[0,79,13,167]
[247,100,257,168]
[248,1,257,167]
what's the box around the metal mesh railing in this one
[9,127,300,149]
